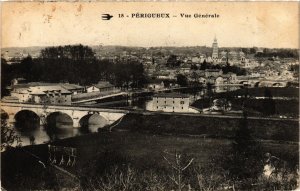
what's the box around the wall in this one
[11,92,31,102]
[86,86,100,93]
[33,94,72,105]
[153,97,189,112]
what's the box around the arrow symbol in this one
[102,14,113,20]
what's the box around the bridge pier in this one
[72,117,80,128]
[7,113,16,124]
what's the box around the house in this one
[215,76,225,86]
[28,86,72,105]
[198,77,207,84]
[60,83,84,95]
[10,88,31,103]
[86,81,116,93]
[152,93,190,112]
[7,82,77,105]
[250,72,262,78]
[147,79,165,91]
[192,56,201,63]
[279,70,294,80]
[206,76,216,85]
[205,69,223,78]
[242,60,259,69]
[223,72,237,84]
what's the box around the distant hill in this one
[2,45,298,59]
[2,46,46,58]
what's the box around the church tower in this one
[212,36,218,62]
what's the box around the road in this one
[128,110,299,122]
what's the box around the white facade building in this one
[152,93,190,112]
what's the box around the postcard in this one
[1,1,299,190]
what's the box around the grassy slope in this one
[112,113,299,141]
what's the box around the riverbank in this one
[112,112,299,142]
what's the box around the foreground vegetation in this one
[2,129,298,190]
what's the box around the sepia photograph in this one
[1,1,299,190]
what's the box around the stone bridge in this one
[236,79,288,87]
[1,102,128,128]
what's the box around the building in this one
[7,82,80,105]
[205,69,223,78]
[211,37,219,62]
[29,86,72,105]
[215,76,225,86]
[10,85,72,105]
[10,88,31,103]
[60,83,85,95]
[152,93,190,112]
[147,80,165,91]
[86,81,116,93]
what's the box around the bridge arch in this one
[239,81,250,86]
[272,82,284,87]
[254,82,260,87]
[14,110,40,131]
[45,111,74,140]
[46,112,74,129]
[1,109,9,120]
[79,113,109,133]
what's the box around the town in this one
[1,1,299,190]
[1,38,299,190]
[2,37,298,110]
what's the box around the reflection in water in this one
[79,114,109,133]
[14,124,80,146]
[15,110,40,131]
[13,111,79,146]
[12,111,110,146]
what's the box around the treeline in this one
[1,45,147,96]
[255,49,298,58]
[192,61,247,75]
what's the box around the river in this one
[10,86,240,147]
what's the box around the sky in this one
[1,2,299,49]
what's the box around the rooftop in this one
[154,93,189,98]
[92,81,114,89]
[29,86,71,95]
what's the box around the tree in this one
[1,58,12,96]
[222,111,264,181]
[176,74,188,87]
[163,150,194,191]
[191,64,198,70]
[262,88,276,116]
[206,82,213,108]
[250,47,257,54]
[1,112,22,151]
[190,71,200,100]
[200,60,208,70]
[167,55,181,67]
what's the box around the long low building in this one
[6,82,84,105]
[10,85,72,105]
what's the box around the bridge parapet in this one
[1,102,128,128]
